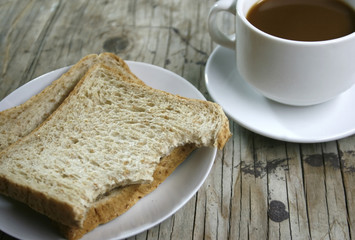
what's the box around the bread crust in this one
[0,176,80,226]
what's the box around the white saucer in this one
[205,46,355,143]
[0,62,216,240]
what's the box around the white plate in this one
[205,46,355,143]
[0,62,217,240]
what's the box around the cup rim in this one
[236,1,355,45]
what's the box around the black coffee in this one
[246,0,355,41]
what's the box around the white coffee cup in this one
[208,0,355,106]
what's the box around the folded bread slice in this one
[0,63,230,228]
[0,52,142,152]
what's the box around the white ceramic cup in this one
[208,0,355,106]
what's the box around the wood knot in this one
[268,200,289,222]
[304,154,323,167]
[103,36,131,54]
[304,153,340,168]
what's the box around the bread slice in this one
[0,63,231,228]
[58,144,196,240]
[0,53,147,239]
[0,52,142,152]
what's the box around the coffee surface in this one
[246,0,355,41]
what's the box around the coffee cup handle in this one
[208,0,236,49]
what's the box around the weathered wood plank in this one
[203,149,225,239]
[260,138,291,239]
[302,144,331,239]
[238,131,269,239]
[322,141,350,239]
[228,123,243,240]
[338,135,355,239]
[284,143,310,239]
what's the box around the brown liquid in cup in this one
[246,0,355,41]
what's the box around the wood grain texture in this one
[1,0,355,240]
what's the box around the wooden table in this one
[0,1,354,239]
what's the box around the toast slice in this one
[58,144,196,240]
[0,63,231,228]
[0,53,142,152]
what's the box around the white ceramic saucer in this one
[205,46,355,143]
